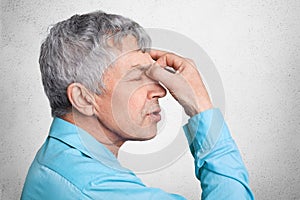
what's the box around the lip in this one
[147,108,161,123]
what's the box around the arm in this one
[146,49,254,199]
[184,108,254,199]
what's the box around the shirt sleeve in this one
[183,108,255,200]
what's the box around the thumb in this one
[145,63,177,91]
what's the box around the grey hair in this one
[39,10,151,117]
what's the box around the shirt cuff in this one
[183,108,232,160]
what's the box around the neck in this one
[61,112,125,157]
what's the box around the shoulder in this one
[23,137,187,199]
[37,137,138,189]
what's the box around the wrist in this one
[188,101,213,117]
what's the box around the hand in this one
[146,49,213,117]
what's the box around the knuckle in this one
[165,52,175,57]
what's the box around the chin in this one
[143,131,157,140]
[130,127,157,141]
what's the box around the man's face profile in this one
[93,35,166,142]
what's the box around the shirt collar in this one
[49,117,130,172]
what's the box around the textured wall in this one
[1,0,299,199]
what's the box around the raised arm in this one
[146,49,254,199]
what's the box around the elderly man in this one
[21,11,254,199]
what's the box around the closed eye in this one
[131,77,143,81]
[125,64,151,81]
[124,70,143,81]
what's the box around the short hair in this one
[39,10,151,117]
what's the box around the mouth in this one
[147,108,161,123]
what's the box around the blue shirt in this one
[21,108,254,199]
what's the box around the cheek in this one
[111,82,148,125]
[128,88,148,118]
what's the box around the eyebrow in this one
[129,64,152,72]
[123,64,152,80]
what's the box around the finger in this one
[156,54,186,72]
[149,49,169,60]
[149,49,186,71]
[145,64,177,91]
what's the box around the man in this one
[21,11,254,199]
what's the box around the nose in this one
[147,82,167,100]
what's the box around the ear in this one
[67,83,95,116]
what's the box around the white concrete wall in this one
[1,0,299,199]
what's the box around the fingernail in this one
[164,66,176,74]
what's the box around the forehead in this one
[109,35,149,65]
[104,37,153,80]
[111,50,153,76]
[107,34,140,55]
[111,35,152,68]
[118,35,140,53]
